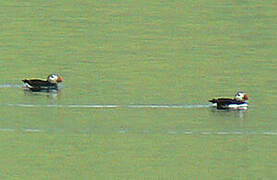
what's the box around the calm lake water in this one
[0,0,276,179]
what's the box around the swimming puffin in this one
[209,92,249,110]
[22,73,64,91]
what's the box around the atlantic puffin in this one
[22,73,64,91]
[209,92,249,110]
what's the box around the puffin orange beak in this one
[57,76,64,83]
[243,94,249,100]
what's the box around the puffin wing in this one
[216,98,245,109]
[209,98,233,104]
[209,98,236,109]
[22,79,56,90]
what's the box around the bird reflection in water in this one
[210,108,248,119]
[23,88,62,99]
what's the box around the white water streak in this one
[25,129,44,133]
[0,128,15,132]
[0,128,276,135]
[0,84,22,88]
[5,103,212,109]
[127,104,211,108]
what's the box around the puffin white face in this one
[235,92,249,101]
[47,74,64,84]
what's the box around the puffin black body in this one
[209,92,249,110]
[22,79,58,91]
[22,74,64,92]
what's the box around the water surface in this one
[0,0,276,179]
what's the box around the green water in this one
[0,0,276,179]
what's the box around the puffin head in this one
[235,92,249,101]
[47,74,64,84]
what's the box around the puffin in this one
[22,73,64,91]
[209,92,249,110]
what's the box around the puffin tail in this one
[22,79,33,89]
[209,99,217,103]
